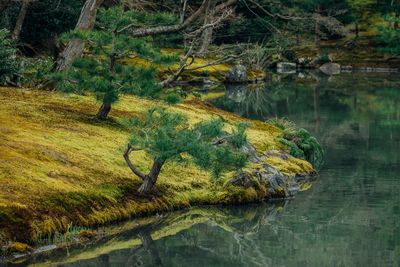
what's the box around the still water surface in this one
[18,72,400,266]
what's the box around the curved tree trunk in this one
[138,159,164,195]
[96,101,112,120]
[11,0,31,41]
[56,0,104,71]
[124,146,165,195]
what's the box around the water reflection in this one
[16,203,289,266]
[209,71,400,143]
[9,72,400,267]
[206,71,400,267]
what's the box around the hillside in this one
[0,88,314,244]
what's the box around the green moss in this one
[268,118,324,170]
[123,49,265,83]
[6,242,33,254]
[0,87,315,243]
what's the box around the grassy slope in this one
[0,87,313,243]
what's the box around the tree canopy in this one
[124,108,249,194]
[52,6,178,120]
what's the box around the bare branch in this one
[186,7,234,38]
[128,0,237,38]
[180,0,188,23]
[246,0,304,21]
[159,43,196,87]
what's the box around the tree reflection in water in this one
[16,202,292,266]
[9,72,400,267]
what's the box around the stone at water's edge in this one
[319,62,341,75]
[225,64,248,83]
[277,62,297,74]
[232,145,318,199]
[277,62,297,69]
[231,163,297,198]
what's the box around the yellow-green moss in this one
[265,153,314,177]
[0,87,313,243]
[6,242,33,253]
[122,49,266,83]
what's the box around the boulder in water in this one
[319,62,341,75]
[277,62,297,73]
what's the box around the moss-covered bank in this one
[0,87,315,245]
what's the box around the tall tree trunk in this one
[11,0,30,41]
[96,101,112,120]
[198,0,216,55]
[138,159,164,195]
[314,5,321,48]
[55,0,104,71]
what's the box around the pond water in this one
[10,72,400,266]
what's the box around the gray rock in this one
[230,146,317,199]
[277,62,296,71]
[231,172,259,188]
[319,62,341,75]
[341,65,353,73]
[231,163,297,198]
[225,64,248,83]
[240,143,260,163]
[277,69,296,74]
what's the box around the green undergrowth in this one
[268,118,324,170]
[0,87,314,244]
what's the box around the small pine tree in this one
[52,7,177,120]
[124,108,249,195]
[0,29,19,85]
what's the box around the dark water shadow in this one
[6,202,290,266]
